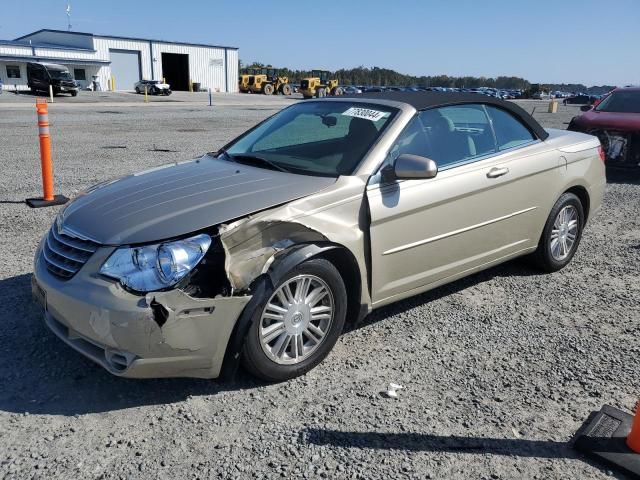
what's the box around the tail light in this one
[598,145,606,163]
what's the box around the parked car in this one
[568,87,640,170]
[342,86,362,94]
[134,80,171,95]
[531,91,550,100]
[33,92,605,382]
[27,62,78,96]
[563,94,596,105]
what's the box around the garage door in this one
[109,49,141,91]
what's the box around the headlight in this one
[99,233,211,292]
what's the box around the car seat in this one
[337,118,381,174]
[427,115,477,165]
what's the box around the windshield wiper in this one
[224,153,292,173]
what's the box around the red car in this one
[568,87,640,170]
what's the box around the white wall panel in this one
[33,48,97,60]
[0,45,33,56]
[0,61,29,90]
[226,48,239,93]
[2,32,238,93]
[152,42,237,92]
[94,37,152,91]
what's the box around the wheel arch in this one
[266,243,364,327]
[564,184,590,221]
[219,242,364,379]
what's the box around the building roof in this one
[15,29,238,51]
[347,91,549,140]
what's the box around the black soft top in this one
[347,91,549,140]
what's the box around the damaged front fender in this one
[218,219,328,291]
[216,175,372,308]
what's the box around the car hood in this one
[573,111,640,131]
[59,154,336,245]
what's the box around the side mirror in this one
[393,154,438,179]
[580,105,592,112]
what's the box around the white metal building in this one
[0,29,238,92]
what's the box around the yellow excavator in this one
[248,68,292,95]
[299,70,343,99]
[239,68,261,93]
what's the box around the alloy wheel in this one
[259,274,334,365]
[550,205,579,261]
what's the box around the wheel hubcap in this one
[259,274,334,365]
[550,205,579,261]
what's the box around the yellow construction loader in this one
[299,70,343,99]
[248,68,292,95]
[238,68,261,93]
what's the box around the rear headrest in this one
[431,115,455,133]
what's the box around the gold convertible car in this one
[32,92,606,381]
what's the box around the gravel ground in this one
[0,95,638,480]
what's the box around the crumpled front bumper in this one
[32,240,251,379]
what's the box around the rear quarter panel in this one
[548,128,606,224]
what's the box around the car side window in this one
[387,116,432,163]
[485,105,536,151]
[418,105,495,169]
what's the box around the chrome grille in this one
[43,226,100,279]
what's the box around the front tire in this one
[242,258,347,382]
[281,84,292,95]
[531,192,584,272]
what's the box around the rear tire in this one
[263,84,274,95]
[531,192,584,272]
[241,258,347,382]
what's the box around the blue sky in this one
[1,0,638,86]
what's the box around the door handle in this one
[487,167,510,178]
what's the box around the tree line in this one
[242,63,616,94]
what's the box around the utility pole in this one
[66,3,72,31]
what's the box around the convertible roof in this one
[348,91,549,140]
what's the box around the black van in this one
[27,62,79,96]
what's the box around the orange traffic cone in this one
[627,401,640,453]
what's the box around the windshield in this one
[595,91,640,113]
[49,70,72,80]
[224,101,398,176]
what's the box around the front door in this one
[367,104,557,306]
